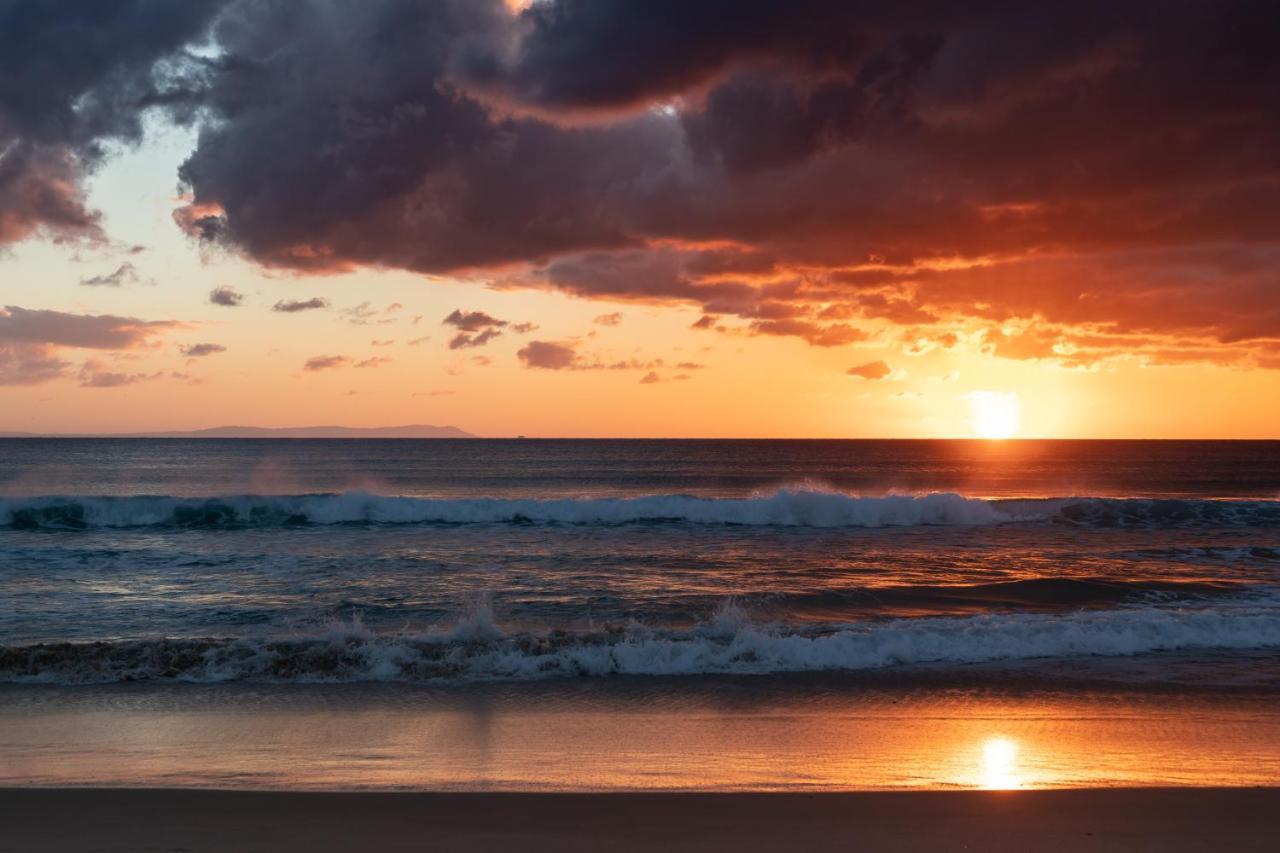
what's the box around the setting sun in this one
[969,391,1022,439]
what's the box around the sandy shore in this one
[1,788,1277,852]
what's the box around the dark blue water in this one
[1,439,1278,687]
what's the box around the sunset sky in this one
[3,0,1278,438]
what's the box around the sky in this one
[2,0,1279,438]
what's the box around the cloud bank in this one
[6,0,1280,368]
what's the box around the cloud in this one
[408,335,431,345]
[0,344,68,386]
[209,285,244,307]
[593,312,623,326]
[355,356,391,368]
[181,343,226,357]
[0,1,223,246]
[273,297,330,313]
[749,320,867,348]
[77,359,158,388]
[444,308,508,349]
[443,309,507,332]
[5,1,1278,362]
[517,340,579,370]
[511,321,539,333]
[449,328,503,349]
[0,306,179,349]
[846,360,892,380]
[303,354,349,371]
[342,301,395,324]
[79,262,142,288]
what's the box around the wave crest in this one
[2,490,1278,530]
[4,602,1278,684]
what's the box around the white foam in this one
[6,599,1279,684]
[0,489,1026,528]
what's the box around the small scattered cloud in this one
[444,309,508,348]
[303,354,348,371]
[593,312,623,326]
[77,359,158,388]
[181,343,226,358]
[79,262,142,288]
[412,390,456,397]
[355,356,391,368]
[342,301,393,324]
[450,327,503,349]
[639,370,692,384]
[273,297,329,313]
[517,340,579,370]
[371,339,395,346]
[691,314,718,330]
[408,335,431,345]
[209,285,244,307]
[511,321,539,333]
[846,360,892,380]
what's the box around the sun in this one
[969,391,1021,439]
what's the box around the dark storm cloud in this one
[7,1,1280,361]
[0,0,223,244]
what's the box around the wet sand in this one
[2,788,1278,852]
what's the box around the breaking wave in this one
[3,490,1279,530]
[5,599,1279,684]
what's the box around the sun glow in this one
[969,391,1022,439]
[980,736,1021,789]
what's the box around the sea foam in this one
[4,489,1278,530]
[4,598,1278,684]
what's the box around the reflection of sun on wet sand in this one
[980,737,1021,790]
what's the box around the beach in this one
[4,788,1279,852]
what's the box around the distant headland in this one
[0,425,475,439]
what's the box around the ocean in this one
[2,438,1279,790]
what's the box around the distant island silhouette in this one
[0,425,474,439]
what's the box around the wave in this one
[3,490,1279,530]
[4,599,1279,684]
[745,578,1241,615]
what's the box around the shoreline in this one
[3,787,1278,852]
